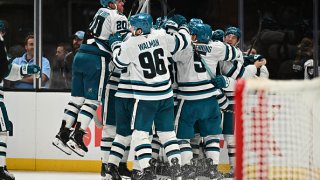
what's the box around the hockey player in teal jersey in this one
[0,21,41,180]
[107,13,190,180]
[52,0,128,158]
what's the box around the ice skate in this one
[66,123,88,157]
[118,162,131,178]
[223,166,234,180]
[205,158,223,180]
[169,157,182,180]
[131,169,143,180]
[52,120,72,155]
[181,159,198,180]
[141,166,157,180]
[105,163,121,180]
[100,163,108,180]
[0,166,15,180]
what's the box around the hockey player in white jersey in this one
[173,22,242,179]
[107,13,190,180]
[0,22,41,180]
[52,0,128,158]
[212,26,267,178]
[100,63,132,180]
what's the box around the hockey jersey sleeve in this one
[165,27,191,56]
[5,63,23,81]
[112,41,130,69]
[211,41,241,61]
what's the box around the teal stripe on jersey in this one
[120,79,170,87]
[226,61,238,77]
[236,65,245,79]
[115,56,129,68]
[179,32,188,50]
[178,80,211,87]
[117,87,172,96]
[171,35,180,55]
[224,44,230,61]
[231,46,236,60]
[177,87,217,96]
[108,80,119,86]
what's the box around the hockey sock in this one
[224,134,235,168]
[131,130,152,170]
[0,132,7,167]
[121,145,130,163]
[101,125,116,164]
[178,139,192,166]
[190,133,202,159]
[62,96,85,128]
[77,99,99,131]
[108,134,131,166]
[151,134,161,160]
[204,135,220,164]
[158,131,181,166]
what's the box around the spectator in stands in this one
[50,42,70,89]
[64,30,84,89]
[11,34,51,89]
[278,37,313,79]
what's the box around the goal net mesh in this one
[235,78,320,180]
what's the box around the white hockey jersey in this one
[174,40,241,100]
[112,28,190,100]
[88,7,128,54]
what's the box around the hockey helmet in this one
[212,29,225,42]
[130,13,153,34]
[100,0,116,7]
[225,26,241,40]
[192,23,212,43]
[188,18,203,34]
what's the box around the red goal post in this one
[235,78,320,180]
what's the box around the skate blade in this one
[121,176,131,180]
[157,176,171,180]
[101,173,112,180]
[66,140,85,157]
[52,138,72,155]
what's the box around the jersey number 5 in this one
[139,48,167,79]
[193,51,207,73]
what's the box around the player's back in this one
[89,7,128,40]
[115,29,174,100]
[121,29,172,84]
[174,41,219,100]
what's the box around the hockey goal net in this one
[235,78,320,180]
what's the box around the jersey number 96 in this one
[139,48,167,79]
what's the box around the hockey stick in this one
[247,10,263,76]
[128,0,140,20]
[247,10,263,55]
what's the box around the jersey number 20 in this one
[139,48,167,79]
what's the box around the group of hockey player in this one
[52,0,268,180]
[0,20,41,180]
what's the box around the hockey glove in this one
[212,75,230,89]
[108,32,123,51]
[169,14,187,27]
[20,64,41,78]
[243,54,264,66]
